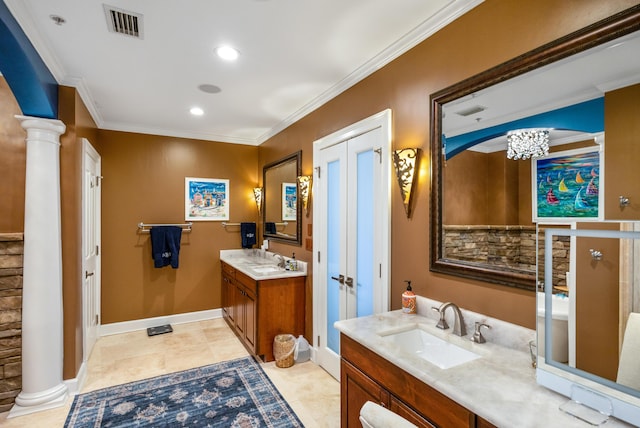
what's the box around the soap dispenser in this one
[401,280,416,314]
[288,252,297,271]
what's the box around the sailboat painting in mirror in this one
[282,182,297,221]
[532,146,603,222]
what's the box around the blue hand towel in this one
[150,226,182,268]
[265,222,276,234]
[241,222,257,248]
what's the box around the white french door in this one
[313,110,391,380]
[82,138,101,361]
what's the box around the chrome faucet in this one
[432,302,467,337]
[273,253,286,268]
[470,322,491,343]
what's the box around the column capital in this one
[15,115,66,141]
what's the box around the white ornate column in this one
[9,116,67,417]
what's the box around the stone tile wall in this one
[0,233,22,413]
[444,225,537,270]
[444,225,570,288]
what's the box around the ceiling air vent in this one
[455,105,486,117]
[103,4,144,39]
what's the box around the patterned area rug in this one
[64,356,303,427]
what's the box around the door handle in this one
[331,274,345,284]
[345,277,354,287]
[85,271,95,279]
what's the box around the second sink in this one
[250,266,283,274]
[381,326,480,369]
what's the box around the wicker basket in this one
[273,334,296,368]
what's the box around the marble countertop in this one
[335,297,631,428]
[220,249,307,281]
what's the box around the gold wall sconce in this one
[253,187,263,215]
[393,148,421,218]
[297,175,312,216]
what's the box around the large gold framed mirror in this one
[263,151,302,245]
[430,6,640,290]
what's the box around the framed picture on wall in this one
[532,145,603,222]
[282,182,297,221]
[185,177,229,221]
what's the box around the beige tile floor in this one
[0,318,340,427]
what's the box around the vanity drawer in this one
[221,261,236,276]
[234,269,257,295]
[221,261,257,295]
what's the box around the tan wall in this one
[443,150,489,225]
[605,83,640,219]
[258,0,640,329]
[98,130,258,324]
[575,222,620,381]
[518,159,533,225]
[0,77,26,233]
[489,152,521,225]
[444,150,526,226]
[57,86,100,378]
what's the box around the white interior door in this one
[82,138,101,361]
[313,110,391,380]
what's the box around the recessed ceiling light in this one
[190,107,204,116]
[198,84,222,94]
[215,46,240,61]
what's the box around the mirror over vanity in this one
[262,151,302,245]
[429,5,640,425]
[430,7,640,290]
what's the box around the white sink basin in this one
[250,266,283,274]
[381,327,480,369]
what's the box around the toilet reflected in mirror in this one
[536,291,569,363]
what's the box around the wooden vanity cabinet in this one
[342,358,435,428]
[221,270,235,324]
[221,261,305,362]
[340,334,497,428]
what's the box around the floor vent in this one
[103,4,143,39]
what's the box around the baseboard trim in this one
[64,361,87,396]
[99,309,222,337]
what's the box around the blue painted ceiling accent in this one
[444,97,604,160]
[0,2,58,118]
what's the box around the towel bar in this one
[137,222,192,233]
[222,221,288,228]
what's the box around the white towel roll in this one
[359,401,418,428]
[617,312,640,390]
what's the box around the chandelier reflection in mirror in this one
[506,129,550,160]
